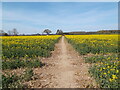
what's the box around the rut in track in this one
[26,36,98,88]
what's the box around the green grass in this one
[84,54,118,63]
[2,58,45,70]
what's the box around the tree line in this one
[0,29,119,36]
[0,28,18,36]
[63,30,120,35]
[0,29,63,36]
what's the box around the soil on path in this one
[25,36,98,88]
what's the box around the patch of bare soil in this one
[24,36,98,88]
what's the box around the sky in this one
[1,0,120,2]
[2,2,118,34]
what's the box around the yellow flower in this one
[116,70,119,73]
[109,78,113,82]
[100,68,102,71]
[103,68,105,69]
[104,73,107,75]
[112,75,117,79]
[107,66,110,68]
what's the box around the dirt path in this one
[55,36,77,88]
[25,36,97,88]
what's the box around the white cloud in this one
[3,22,43,34]
[2,3,118,33]
[4,7,117,24]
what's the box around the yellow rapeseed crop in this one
[65,34,119,88]
[65,34,118,54]
[2,35,61,59]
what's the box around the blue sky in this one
[2,2,118,34]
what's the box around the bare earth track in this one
[25,36,98,88]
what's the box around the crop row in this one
[65,35,118,55]
[2,35,61,88]
[85,54,119,88]
[65,35,119,88]
[2,35,61,59]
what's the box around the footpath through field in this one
[27,36,97,88]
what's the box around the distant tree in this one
[43,29,52,35]
[0,30,8,36]
[8,30,12,35]
[0,30,5,36]
[56,29,63,35]
[0,30,5,34]
[12,28,18,35]
[4,33,8,36]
